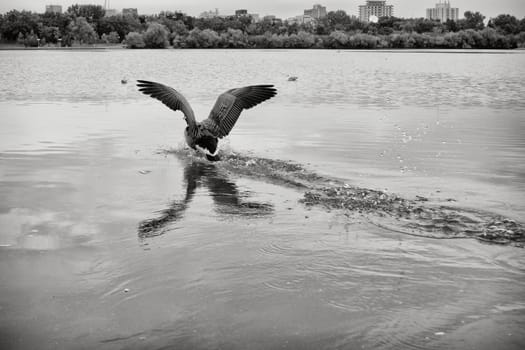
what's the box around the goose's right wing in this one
[202,85,277,138]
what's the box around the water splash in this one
[166,147,525,247]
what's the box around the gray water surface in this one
[0,49,524,349]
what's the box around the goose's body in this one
[137,80,277,161]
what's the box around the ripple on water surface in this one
[165,148,525,247]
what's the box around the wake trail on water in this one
[165,147,525,247]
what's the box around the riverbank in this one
[0,43,125,50]
[0,44,523,52]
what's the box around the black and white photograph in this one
[0,0,524,349]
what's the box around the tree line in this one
[1,4,525,49]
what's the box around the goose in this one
[137,80,277,161]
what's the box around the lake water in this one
[0,49,524,349]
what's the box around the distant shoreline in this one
[0,44,125,50]
[1,44,523,52]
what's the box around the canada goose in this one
[137,80,277,161]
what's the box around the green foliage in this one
[97,15,142,39]
[16,31,24,44]
[413,18,439,33]
[444,19,458,32]
[67,17,98,44]
[101,31,120,44]
[220,28,247,48]
[0,10,41,41]
[67,4,105,23]
[171,20,189,36]
[143,22,169,48]
[185,28,220,48]
[352,33,381,48]
[329,30,348,48]
[42,12,71,35]
[24,30,39,46]
[0,6,524,49]
[516,32,525,48]
[461,11,485,31]
[296,30,315,47]
[324,10,352,31]
[125,31,145,48]
[489,14,520,35]
[41,26,60,43]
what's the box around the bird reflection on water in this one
[138,158,274,239]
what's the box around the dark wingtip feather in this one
[137,80,166,97]
[252,84,277,97]
[136,80,159,89]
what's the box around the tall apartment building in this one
[426,1,459,22]
[304,4,327,20]
[287,15,315,25]
[103,0,117,17]
[104,9,118,17]
[235,9,248,16]
[358,1,394,22]
[122,8,138,17]
[199,8,220,19]
[45,5,62,14]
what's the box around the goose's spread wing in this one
[202,85,277,138]
[137,80,196,126]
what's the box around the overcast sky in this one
[1,0,524,19]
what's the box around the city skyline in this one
[1,0,525,19]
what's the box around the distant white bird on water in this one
[137,80,277,161]
[287,76,298,81]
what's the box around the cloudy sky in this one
[1,0,524,19]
